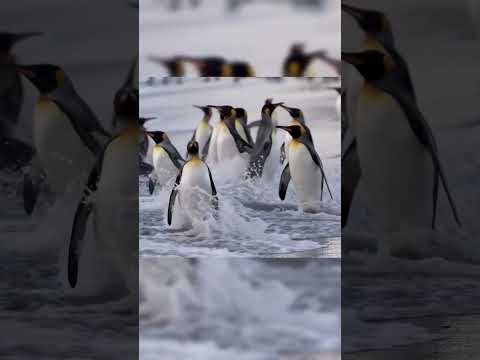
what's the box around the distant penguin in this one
[189,105,213,159]
[342,50,460,233]
[206,105,252,164]
[230,61,255,78]
[148,55,185,77]
[283,43,326,77]
[246,100,283,179]
[147,131,184,194]
[68,87,139,290]
[17,64,110,215]
[277,125,333,213]
[167,140,218,228]
[183,56,232,77]
[0,32,41,169]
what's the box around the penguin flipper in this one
[279,163,291,200]
[341,139,361,228]
[168,169,183,226]
[247,120,262,129]
[148,175,157,195]
[280,142,286,164]
[376,78,461,226]
[298,136,334,200]
[68,198,93,288]
[162,139,185,170]
[201,133,212,160]
[0,137,35,170]
[225,119,253,154]
[242,122,254,146]
[23,173,40,215]
[140,161,154,176]
[206,164,219,212]
[187,129,197,157]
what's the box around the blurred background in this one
[140,258,340,360]
[139,0,340,77]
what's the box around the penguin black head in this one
[342,4,392,39]
[289,43,305,56]
[16,64,68,94]
[193,105,212,118]
[234,108,247,121]
[187,140,199,156]
[276,125,303,139]
[0,32,42,53]
[207,105,235,120]
[147,131,166,144]
[262,100,283,117]
[280,104,304,121]
[342,51,390,82]
[139,117,156,127]
[114,87,139,118]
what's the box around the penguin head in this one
[147,131,166,144]
[16,64,70,94]
[0,32,42,53]
[280,104,305,122]
[234,108,247,122]
[262,100,283,117]
[207,105,236,120]
[139,117,156,127]
[289,43,305,56]
[114,87,139,119]
[276,125,303,139]
[342,4,392,38]
[193,105,212,121]
[342,51,392,82]
[187,140,200,156]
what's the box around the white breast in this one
[288,141,322,210]
[216,123,238,161]
[33,98,94,193]
[355,89,434,230]
[194,122,212,154]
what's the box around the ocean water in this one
[139,78,341,256]
[140,258,340,360]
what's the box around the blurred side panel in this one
[0,1,139,358]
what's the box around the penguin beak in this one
[279,104,295,115]
[341,52,365,67]
[276,125,292,133]
[193,105,209,113]
[341,4,367,24]
[139,117,156,126]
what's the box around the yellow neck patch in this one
[221,64,233,76]
[361,37,386,53]
[288,62,301,76]
[360,83,385,101]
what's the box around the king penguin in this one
[233,107,254,146]
[277,125,333,213]
[0,32,41,169]
[278,104,314,165]
[246,100,283,179]
[341,3,416,228]
[189,105,213,159]
[342,50,461,235]
[68,87,140,291]
[147,130,184,194]
[167,140,218,228]
[206,105,252,164]
[17,64,110,215]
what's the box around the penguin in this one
[206,105,252,163]
[147,130,185,194]
[342,50,460,232]
[276,125,333,213]
[189,105,213,159]
[182,56,232,77]
[17,65,110,193]
[0,32,41,169]
[68,87,139,290]
[230,61,255,79]
[147,55,185,78]
[278,104,314,166]
[167,140,218,227]
[112,56,139,129]
[341,3,416,229]
[233,107,254,146]
[246,100,283,179]
[282,43,326,77]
